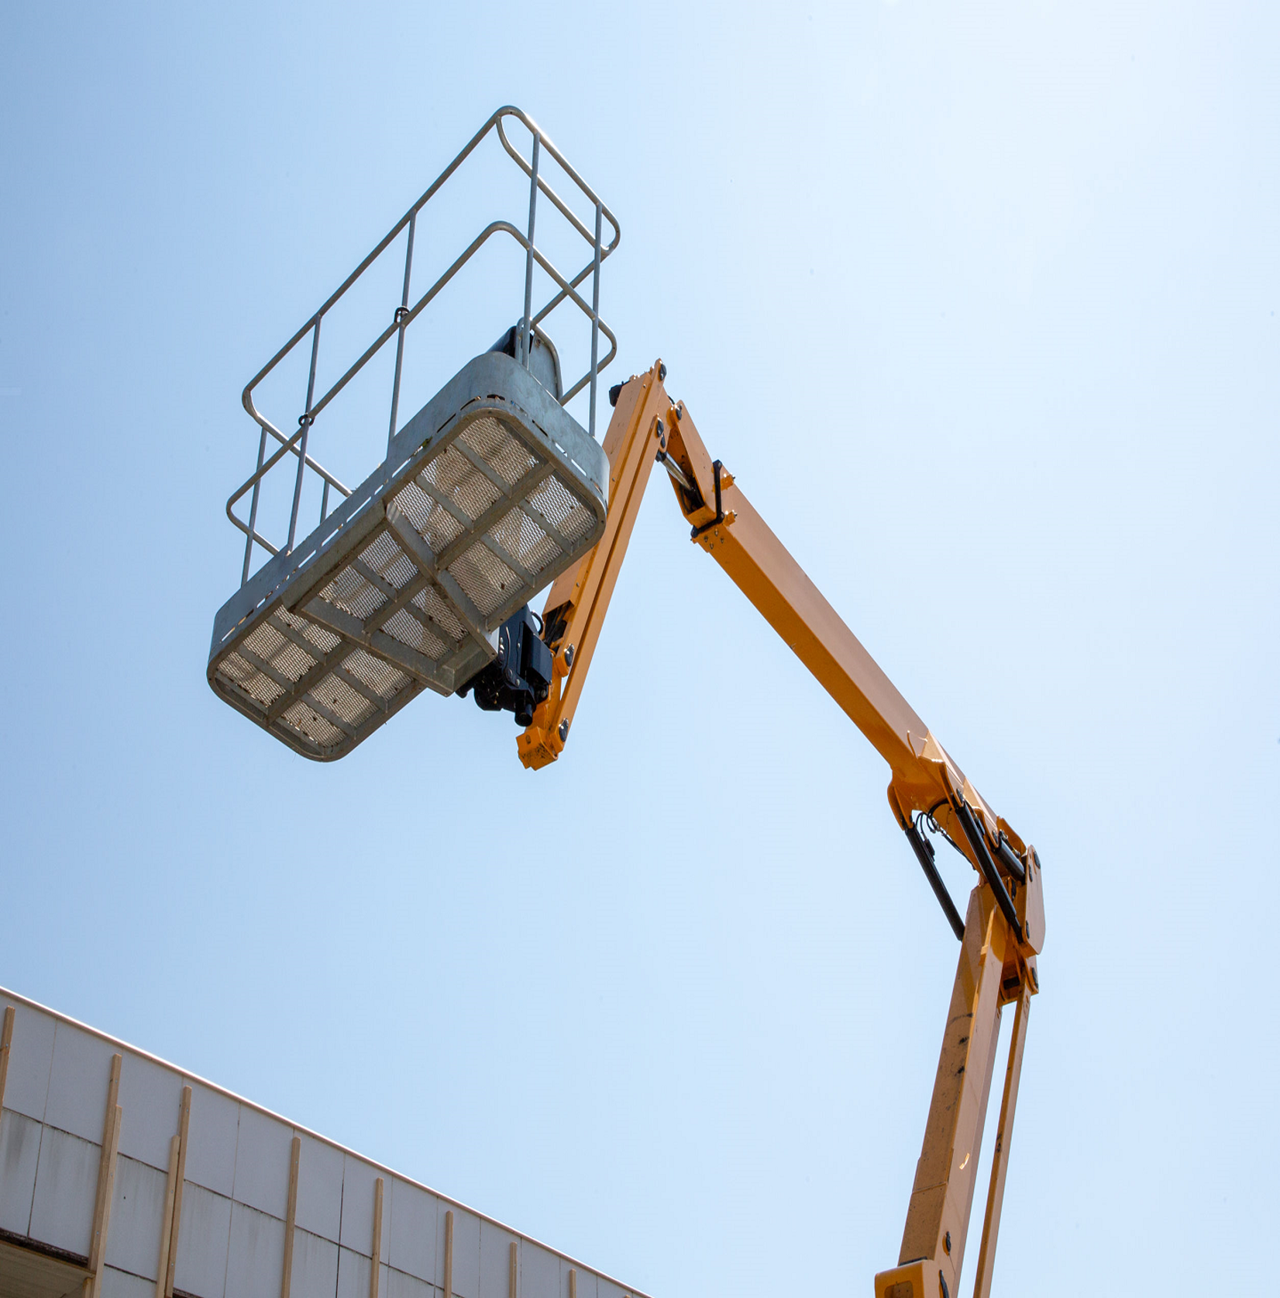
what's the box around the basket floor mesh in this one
[210,389,605,761]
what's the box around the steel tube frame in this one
[228,106,619,586]
[387,212,417,454]
[522,134,540,369]
[242,426,269,584]
[226,220,619,561]
[287,321,321,553]
[589,203,602,440]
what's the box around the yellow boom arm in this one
[521,361,1044,1298]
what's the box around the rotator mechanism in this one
[457,604,553,728]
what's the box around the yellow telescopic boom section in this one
[520,362,1045,1298]
[523,363,1020,862]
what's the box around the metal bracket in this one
[994,831,1027,883]
[952,798,1023,942]
[689,459,726,539]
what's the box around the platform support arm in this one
[518,362,670,769]
[521,366,949,805]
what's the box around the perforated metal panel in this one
[208,352,608,760]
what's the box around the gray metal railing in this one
[227,106,620,587]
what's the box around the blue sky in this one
[2,3,1277,1295]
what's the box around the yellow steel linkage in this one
[522,362,1044,1298]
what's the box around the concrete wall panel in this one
[519,1237,558,1298]
[231,1108,292,1221]
[225,1203,285,1298]
[479,1220,516,1298]
[291,1227,340,1298]
[0,1110,41,1237]
[0,1000,54,1122]
[29,1126,98,1257]
[184,1084,239,1198]
[335,1245,371,1298]
[101,1264,154,1298]
[174,1182,233,1298]
[388,1180,438,1282]
[339,1154,388,1259]
[445,1208,479,1298]
[105,1152,167,1282]
[45,1024,115,1144]
[117,1053,184,1173]
[568,1260,598,1298]
[387,1267,434,1298]
[105,1154,166,1281]
[294,1134,343,1244]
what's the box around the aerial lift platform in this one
[206,108,1045,1298]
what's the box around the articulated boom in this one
[520,361,1044,1298]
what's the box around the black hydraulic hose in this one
[953,799,1023,941]
[904,821,965,941]
[995,832,1027,883]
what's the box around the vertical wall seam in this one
[332,1168,345,1298]
[221,1095,242,1298]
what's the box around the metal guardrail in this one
[226,106,620,587]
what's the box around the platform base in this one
[209,351,608,760]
